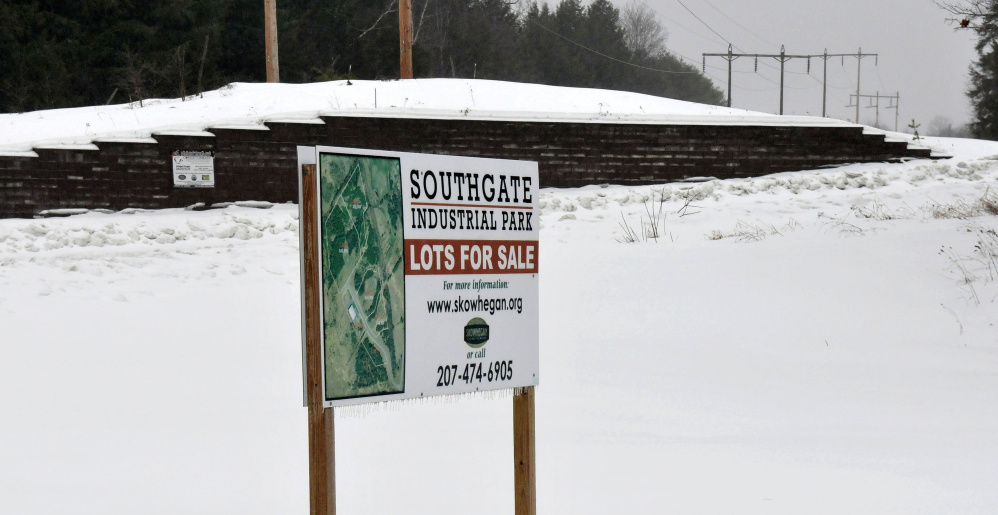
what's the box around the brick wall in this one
[0,116,932,219]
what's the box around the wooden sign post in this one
[301,163,335,515]
[299,150,537,514]
[514,386,537,515]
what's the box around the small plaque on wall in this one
[172,150,215,188]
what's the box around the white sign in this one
[172,150,215,187]
[314,146,539,407]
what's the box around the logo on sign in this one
[464,317,490,348]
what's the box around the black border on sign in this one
[317,150,407,404]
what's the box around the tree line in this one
[0,0,723,113]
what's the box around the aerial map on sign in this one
[319,153,405,401]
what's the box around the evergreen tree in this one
[413,0,521,80]
[581,0,630,90]
[967,1,998,139]
[939,0,998,139]
[0,0,233,111]
[0,0,724,113]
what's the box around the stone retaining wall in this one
[0,116,932,218]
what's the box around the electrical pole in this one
[704,45,811,115]
[822,49,828,117]
[399,0,414,79]
[855,48,862,124]
[702,44,738,107]
[703,47,877,119]
[890,92,899,132]
[776,46,791,114]
[727,45,734,108]
[264,0,279,83]
[811,49,877,119]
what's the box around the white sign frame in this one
[171,150,215,188]
[313,146,539,408]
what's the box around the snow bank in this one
[0,79,854,153]
[0,205,298,257]
[541,148,996,215]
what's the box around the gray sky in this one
[605,0,977,131]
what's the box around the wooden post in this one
[513,386,536,515]
[265,0,280,82]
[398,0,414,79]
[302,164,335,515]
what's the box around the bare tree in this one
[358,0,399,39]
[928,115,972,137]
[173,44,188,99]
[929,115,955,136]
[116,49,153,107]
[621,0,667,59]
[936,0,997,30]
[197,35,210,98]
[512,0,531,19]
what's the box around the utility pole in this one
[848,91,900,130]
[703,46,878,119]
[704,45,812,115]
[703,44,738,107]
[776,46,791,115]
[876,91,880,127]
[823,49,828,117]
[888,92,899,132]
[854,48,863,123]
[264,0,279,82]
[811,49,877,119]
[399,0,414,79]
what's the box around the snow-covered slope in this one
[0,79,857,154]
[2,135,997,514]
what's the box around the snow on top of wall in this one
[0,79,855,154]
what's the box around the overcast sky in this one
[598,0,976,131]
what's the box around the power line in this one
[635,2,860,108]
[675,0,731,46]
[698,0,780,47]
[526,18,702,75]
[671,0,805,78]
[848,91,900,130]
[704,47,878,117]
[688,0,816,79]
[658,12,728,48]
[702,70,778,92]
[704,46,816,113]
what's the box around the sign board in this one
[312,146,539,407]
[172,150,215,187]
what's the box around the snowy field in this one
[1,133,996,514]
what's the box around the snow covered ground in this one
[2,133,996,514]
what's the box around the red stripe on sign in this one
[405,239,539,275]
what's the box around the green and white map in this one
[319,153,405,401]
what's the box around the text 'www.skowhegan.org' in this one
[427,296,523,314]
